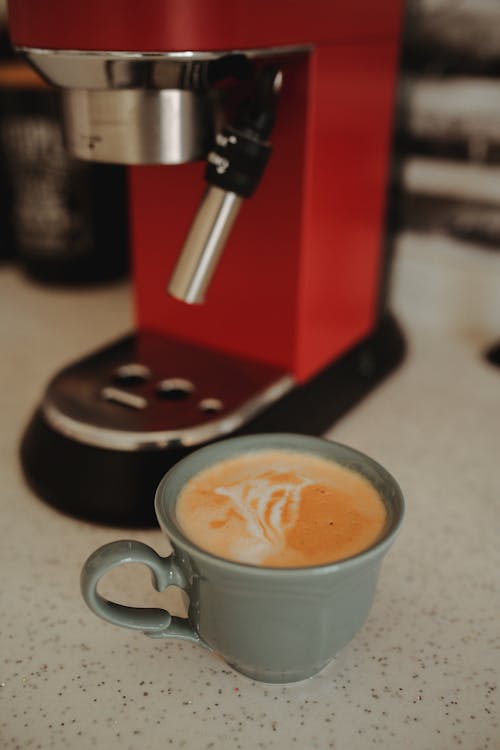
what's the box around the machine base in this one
[20,313,405,527]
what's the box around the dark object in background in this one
[485,341,500,369]
[0,61,129,283]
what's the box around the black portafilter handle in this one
[205,66,283,198]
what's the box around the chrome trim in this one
[42,374,295,451]
[18,45,311,57]
[17,45,311,90]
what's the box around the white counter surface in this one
[1,232,498,750]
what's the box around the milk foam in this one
[214,472,314,563]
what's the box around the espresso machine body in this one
[8,0,405,525]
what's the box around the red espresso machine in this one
[8,0,405,526]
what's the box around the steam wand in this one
[167,67,283,304]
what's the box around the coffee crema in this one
[175,450,387,568]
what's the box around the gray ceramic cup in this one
[81,433,404,684]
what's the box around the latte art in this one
[213,471,313,562]
[176,450,387,567]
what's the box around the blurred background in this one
[394,0,500,252]
[0,0,130,285]
[391,0,500,365]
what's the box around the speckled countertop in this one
[1,232,498,750]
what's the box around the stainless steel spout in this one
[167,187,242,303]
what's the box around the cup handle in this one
[80,540,209,648]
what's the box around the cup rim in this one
[154,433,405,577]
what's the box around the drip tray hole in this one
[114,363,151,387]
[199,398,224,415]
[156,378,194,401]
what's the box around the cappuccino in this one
[176,449,386,567]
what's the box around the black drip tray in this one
[41,331,293,451]
[20,315,406,527]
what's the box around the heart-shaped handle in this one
[81,539,209,647]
